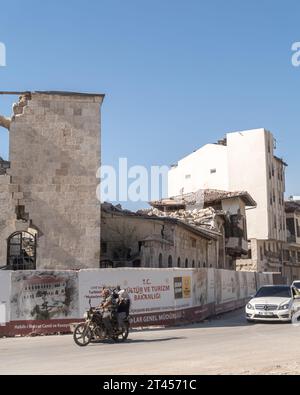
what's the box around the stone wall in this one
[0,91,104,269]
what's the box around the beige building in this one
[101,203,219,269]
[149,189,256,270]
[283,199,300,283]
[0,91,104,270]
[168,128,287,273]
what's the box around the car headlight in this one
[278,304,290,310]
[247,303,254,310]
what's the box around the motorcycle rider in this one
[100,288,116,336]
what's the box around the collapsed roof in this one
[150,189,257,210]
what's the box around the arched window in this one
[159,253,163,268]
[177,257,181,267]
[168,255,173,268]
[192,260,195,268]
[7,231,36,270]
[185,258,188,268]
[133,259,141,267]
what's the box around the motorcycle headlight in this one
[247,303,254,310]
[83,312,88,319]
[279,304,290,310]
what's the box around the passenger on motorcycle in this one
[115,285,131,331]
[100,288,116,336]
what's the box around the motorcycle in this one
[73,299,130,347]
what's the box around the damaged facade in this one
[0,91,104,270]
[283,199,300,282]
[148,189,256,269]
[101,202,219,269]
[101,188,255,270]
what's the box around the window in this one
[101,241,107,254]
[177,257,181,267]
[191,238,196,248]
[7,231,36,270]
[297,219,300,238]
[168,255,173,268]
[192,260,195,268]
[185,259,188,268]
[159,253,163,268]
[260,246,263,261]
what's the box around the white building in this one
[168,128,287,273]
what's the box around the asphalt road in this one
[1,308,300,375]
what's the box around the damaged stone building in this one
[101,188,256,270]
[148,189,256,270]
[283,198,300,282]
[0,91,104,270]
[101,202,220,269]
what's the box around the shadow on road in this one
[89,336,186,346]
[130,308,292,332]
[124,336,186,343]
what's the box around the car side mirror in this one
[249,294,255,298]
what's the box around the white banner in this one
[79,268,196,318]
[0,271,11,325]
[0,267,276,335]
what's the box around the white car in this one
[245,285,300,322]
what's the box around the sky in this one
[0,0,299,210]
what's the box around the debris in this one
[0,115,11,130]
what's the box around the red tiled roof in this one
[150,189,256,208]
[25,276,65,285]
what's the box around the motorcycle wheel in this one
[73,323,92,347]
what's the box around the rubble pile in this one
[145,206,221,231]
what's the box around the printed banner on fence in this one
[79,268,197,325]
[0,271,11,325]
[10,271,79,322]
[0,268,276,336]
